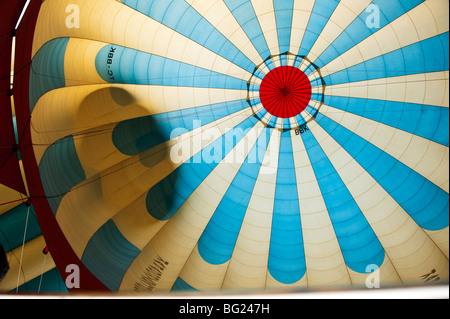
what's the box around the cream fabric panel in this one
[289,0,316,54]
[250,0,279,57]
[326,71,450,108]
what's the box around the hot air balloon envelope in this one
[11,0,449,293]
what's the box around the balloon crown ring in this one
[246,52,326,132]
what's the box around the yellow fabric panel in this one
[31,84,143,162]
[0,184,25,216]
[427,228,449,258]
[56,128,179,257]
[64,39,107,87]
[31,82,246,164]
[0,236,55,292]
[56,108,253,261]
[178,247,229,291]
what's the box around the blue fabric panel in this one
[95,45,247,89]
[315,113,449,231]
[283,118,292,130]
[311,92,324,102]
[273,0,294,54]
[82,220,140,291]
[325,96,449,146]
[267,116,278,128]
[301,129,385,273]
[310,77,325,87]
[295,114,306,124]
[268,132,305,284]
[38,136,86,215]
[13,268,68,294]
[0,204,41,253]
[293,56,304,68]
[264,58,276,71]
[29,37,69,112]
[121,0,256,73]
[255,108,268,121]
[198,129,272,265]
[305,104,318,116]
[171,277,198,292]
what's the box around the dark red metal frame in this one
[5,0,109,293]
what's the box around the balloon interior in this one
[0,0,448,295]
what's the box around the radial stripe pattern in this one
[26,0,448,293]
